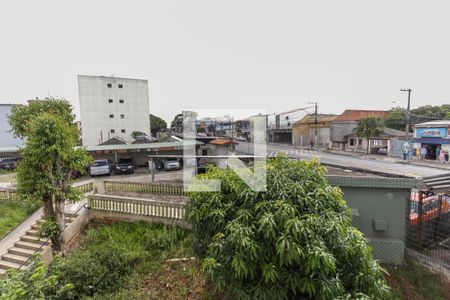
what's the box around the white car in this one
[162,158,181,171]
[90,159,114,176]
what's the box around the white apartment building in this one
[78,75,151,146]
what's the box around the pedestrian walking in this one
[310,139,314,149]
[439,149,446,163]
[420,146,427,160]
[445,150,449,164]
[436,147,441,161]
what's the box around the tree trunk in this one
[366,138,370,154]
[53,197,66,256]
[43,194,55,218]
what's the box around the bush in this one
[188,156,390,299]
[0,256,75,300]
[60,247,136,297]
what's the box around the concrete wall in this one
[78,75,151,146]
[330,121,357,143]
[328,176,414,264]
[0,104,24,147]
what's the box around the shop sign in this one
[416,127,446,138]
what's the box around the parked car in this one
[162,158,181,171]
[377,147,388,155]
[115,157,137,175]
[89,159,114,176]
[0,157,20,170]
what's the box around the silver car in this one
[162,158,181,171]
[90,159,114,176]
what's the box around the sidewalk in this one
[326,149,450,172]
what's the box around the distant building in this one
[411,120,450,159]
[292,114,337,147]
[0,104,24,148]
[268,108,309,144]
[234,119,250,141]
[78,75,151,146]
[344,127,409,155]
[330,109,389,150]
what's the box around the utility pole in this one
[400,88,412,139]
[314,102,318,149]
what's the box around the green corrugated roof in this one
[0,141,203,153]
[0,146,21,153]
[85,140,202,152]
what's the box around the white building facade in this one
[0,104,24,147]
[78,75,151,146]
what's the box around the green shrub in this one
[59,247,136,297]
[0,256,75,300]
[188,155,390,299]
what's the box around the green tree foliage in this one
[188,156,389,299]
[385,107,407,131]
[131,131,146,139]
[385,104,450,130]
[9,99,91,255]
[355,117,385,153]
[170,113,184,132]
[150,114,167,136]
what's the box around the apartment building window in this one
[110,129,115,133]
[121,129,126,133]
[120,114,125,119]
[118,84,123,88]
[119,99,124,103]
[107,83,112,88]
[349,138,356,146]
[109,114,114,118]
[108,99,113,103]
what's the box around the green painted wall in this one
[327,176,415,265]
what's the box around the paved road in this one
[236,142,448,178]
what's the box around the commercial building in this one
[78,75,151,146]
[330,109,389,150]
[412,120,450,159]
[292,114,337,148]
[0,104,24,148]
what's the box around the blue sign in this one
[416,127,447,138]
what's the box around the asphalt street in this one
[235,142,448,178]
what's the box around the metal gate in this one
[407,174,450,266]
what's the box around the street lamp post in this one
[400,88,412,139]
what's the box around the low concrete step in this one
[0,259,21,270]
[8,247,39,258]
[31,223,69,231]
[20,235,48,244]
[0,268,6,275]
[2,253,29,265]
[26,229,39,237]
[15,241,44,251]
[36,218,75,225]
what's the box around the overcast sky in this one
[1,0,449,123]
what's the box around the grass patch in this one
[0,200,40,238]
[62,221,210,299]
[385,259,450,300]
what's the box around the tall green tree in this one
[170,113,184,132]
[188,156,389,299]
[385,107,407,131]
[355,117,385,153]
[9,99,91,255]
[150,114,167,136]
[131,131,146,139]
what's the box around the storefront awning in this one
[411,138,450,145]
